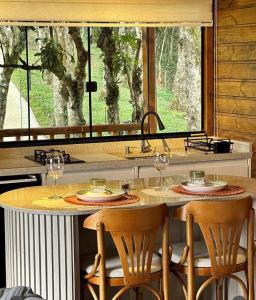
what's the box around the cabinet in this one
[46,167,136,185]
[138,158,250,179]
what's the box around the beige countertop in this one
[0,175,255,215]
[0,150,252,176]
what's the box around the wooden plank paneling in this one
[217,26,256,44]
[217,113,256,133]
[217,62,256,79]
[218,129,256,142]
[218,7,256,26]
[217,44,256,61]
[218,0,256,9]
[217,0,256,177]
[217,97,256,115]
[217,80,256,97]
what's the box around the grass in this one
[11,42,188,132]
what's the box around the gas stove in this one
[184,133,233,154]
[25,149,85,165]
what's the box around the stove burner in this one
[184,133,233,154]
[25,149,85,165]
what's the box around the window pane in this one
[0,25,203,144]
[28,26,89,140]
[89,27,143,137]
[0,27,29,141]
[155,27,202,133]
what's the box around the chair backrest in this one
[174,197,253,276]
[84,204,169,285]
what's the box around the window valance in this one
[0,0,213,26]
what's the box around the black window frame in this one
[0,26,205,148]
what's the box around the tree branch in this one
[0,63,41,70]
[68,27,87,82]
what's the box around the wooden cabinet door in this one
[139,159,250,178]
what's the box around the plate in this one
[76,189,124,202]
[180,181,227,192]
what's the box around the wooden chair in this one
[170,196,255,300]
[81,204,170,300]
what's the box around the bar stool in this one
[169,197,255,300]
[81,204,170,300]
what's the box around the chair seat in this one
[170,241,247,268]
[83,252,162,278]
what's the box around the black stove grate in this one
[25,149,85,165]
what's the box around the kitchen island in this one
[0,175,255,300]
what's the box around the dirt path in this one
[0,50,39,130]
[3,81,39,129]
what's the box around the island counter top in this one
[0,175,255,216]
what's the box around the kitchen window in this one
[0,26,203,144]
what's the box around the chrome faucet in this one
[161,138,171,154]
[141,111,165,153]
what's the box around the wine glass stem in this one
[54,178,57,196]
[160,170,163,189]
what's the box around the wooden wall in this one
[216,0,256,176]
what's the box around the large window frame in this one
[0,26,212,148]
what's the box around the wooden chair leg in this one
[248,210,255,300]
[158,279,163,297]
[216,278,223,300]
[87,283,99,300]
[135,287,143,300]
[248,269,254,300]
[224,277,229,300]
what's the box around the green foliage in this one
[155,27,180,90]
[113,28,140,75]
[35,38,66,78]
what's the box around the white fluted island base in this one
[5,210,80,300]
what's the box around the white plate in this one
[76,189,124,202]
[180,181,227,192]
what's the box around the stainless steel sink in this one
[125,153,180,160]
[125,155,155,160]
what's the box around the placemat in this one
[172,185,246,196]
[64,194,140,206]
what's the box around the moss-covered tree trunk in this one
[0,27,26,129]
[53,75,68,126]
[0,69,12,128]
[131,38,143,123]
[39,27,87,126]
[97,28,120,124]
[172,28,201,131]
[66,27,87,126]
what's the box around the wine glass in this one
[46,151,65,199]
[154,153,169,191]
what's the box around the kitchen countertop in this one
[0,175,255,215]
[0,150,252,176]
